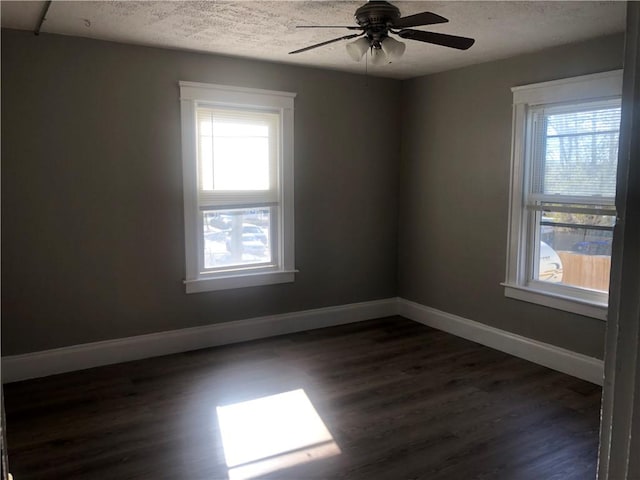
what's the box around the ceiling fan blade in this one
[397,29,475,50]
[296,25,363,30]
[289,33,363,55]
[392,11,448,29]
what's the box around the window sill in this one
[502,283,608,321]
[185,269,297,293]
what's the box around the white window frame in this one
[504,70,623,320]
[180,81,296,293]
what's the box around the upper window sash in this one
[525,99,621,206]
[196,105,280,208]
[181,83,294,214]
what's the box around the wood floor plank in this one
[4,316,601,479]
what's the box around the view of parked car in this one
[203,215,271,269]
[572,240,612,256]
[226,232,267,256]
[240,224,268,244]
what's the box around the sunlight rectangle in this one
[216,389,340,480]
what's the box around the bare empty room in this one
[1,1,639,479]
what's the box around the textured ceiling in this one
[1,1,626,79]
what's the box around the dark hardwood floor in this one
[4,317,602,480]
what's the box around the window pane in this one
[213,130,269,191]
[534,106,620,198]
[537,213,614,292]
[198,110,274,192]
[202,208,272,270]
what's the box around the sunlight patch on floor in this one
[216,389,341,480]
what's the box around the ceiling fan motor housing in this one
[354,1,400,44]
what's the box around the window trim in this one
[504,70,623,320]
[180,81,297,293]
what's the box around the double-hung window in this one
[180,82,296,293]
[504,71,622,319]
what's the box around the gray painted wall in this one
[1,28,626,360]
[398,34,624,359]
[1,29,401,355]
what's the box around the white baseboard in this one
[1,298,398,383]
[398,298,604,385]
[2,297,604,386]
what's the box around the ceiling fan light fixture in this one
[345,36,370,61]
[370,46,389,66]
[381,36,406,60]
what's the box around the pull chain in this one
[365,48,369,87]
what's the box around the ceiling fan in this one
[289,1,475,65]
